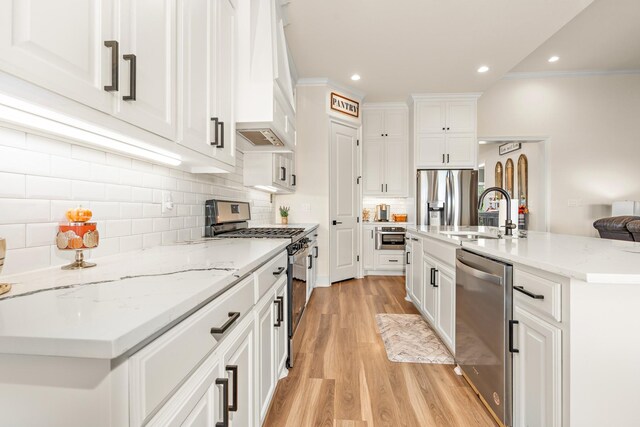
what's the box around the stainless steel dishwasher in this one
[455,248,514,427]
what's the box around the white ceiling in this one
[512,0,640,73]
[283,0,594,102]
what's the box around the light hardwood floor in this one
[263,276,497,427]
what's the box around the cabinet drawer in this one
[376,252,405,269]
[513,269,562,322]
[130,275,255,425]
[255,251,288,302]
[422,236,457,268]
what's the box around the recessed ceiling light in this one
[477,66,489,73]
[478,140,488,145]
[351,74,361,81]
[548,56,560,63]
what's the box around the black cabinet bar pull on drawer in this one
[406,251,410,264]
[122,54,136,101]
[210,312,240,334]
[103,40,119,92]
[215,378,229,427]
[273,266,286,276]
[514,285,545,300]
[226,365,239,412]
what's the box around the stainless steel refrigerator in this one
[417,169,478,227]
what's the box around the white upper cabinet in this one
[362,105,409,197]
[116,0,177,140]
[0,0,115,113]
[412,95,479,169]
[244,151,296,193]
[178,0,236,169]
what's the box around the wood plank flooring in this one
[263,276,497,427]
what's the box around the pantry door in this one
[329,121,359,283]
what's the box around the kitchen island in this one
[405,225,640,427]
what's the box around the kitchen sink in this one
[441,231,502,240]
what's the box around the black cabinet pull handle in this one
[122,54,136,101]
[280,167,286,181]
[226,365,239,412]
[273,266,286,276]
[274,298,282,327]
[215,378,229,427]
[314,246,319,258]
[371,229,374,238]
[385,184,388,192]
[514,286,545,300]
[406,252,411,264]
[389,259,398,263]
[103,41,119,92]
[509,320,519,353]
[430,268,438,287]
[442,154,445,163]
[442,127,445,131]
[308,254,312,269]
[211,117,219,146]
[381,184,384,192]
[277,296,284,325]
[210,312,240,334]
[292,174,296,186]
[218,120,225,149]
[447,154,450,163]
[447,127,450,131]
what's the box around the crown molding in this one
[296,77,366,100]
[362,101,408,109]
[410,92,483,101]
[503,69,640,80]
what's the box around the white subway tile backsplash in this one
[132,218,153,234]
[25,222,57,247]
[0,130,273,275]
[0,224,26,249]
[105,184,132,202]
[91,164,120,184]
[0,146,50,176]
[51,156,91,180]
[71,145,106,164]
[153,217,170,232]
[143,232,162,249]
[0,127,26,148]
[106,153,132,168]
[27,134,71,157]
[0,199,50,224]
[72,181,105,200]
[3,245,50,275]
[106,219,132,238]
[0,172,26,198]
[26,176,71,200]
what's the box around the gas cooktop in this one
[216,227,306,239]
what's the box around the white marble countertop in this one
[363,221,410,226]
[0,238,290,359]
[407,225,640,284]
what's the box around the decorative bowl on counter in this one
[392,213,408,222]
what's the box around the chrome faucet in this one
[478,187,517,236]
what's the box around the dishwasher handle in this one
[456,258,504,286]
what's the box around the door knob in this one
[332,220,343,225]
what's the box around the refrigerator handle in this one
[445,171,453,226]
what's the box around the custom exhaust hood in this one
[236,0,296,150]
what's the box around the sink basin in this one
[441,231,501,240]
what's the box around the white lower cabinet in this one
[435,264,455,350]
[274,279,288,378]
[221,320,254,427]
[181,388,217,427]
[421,255,437,324]
[513,305,562,427]
[256,290,276,422]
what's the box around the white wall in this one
[478,73,640,236]
[478,141,546,231]
[275,83,362,285]
[0,126,273,275]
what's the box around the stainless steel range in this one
[205,200,314,368]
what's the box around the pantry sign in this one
[330,92,359,118]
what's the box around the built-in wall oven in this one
[375,226,406,250]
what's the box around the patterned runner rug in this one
[375,313,454,364]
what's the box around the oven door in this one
[376,231,406,250]
[287,245,309,367]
